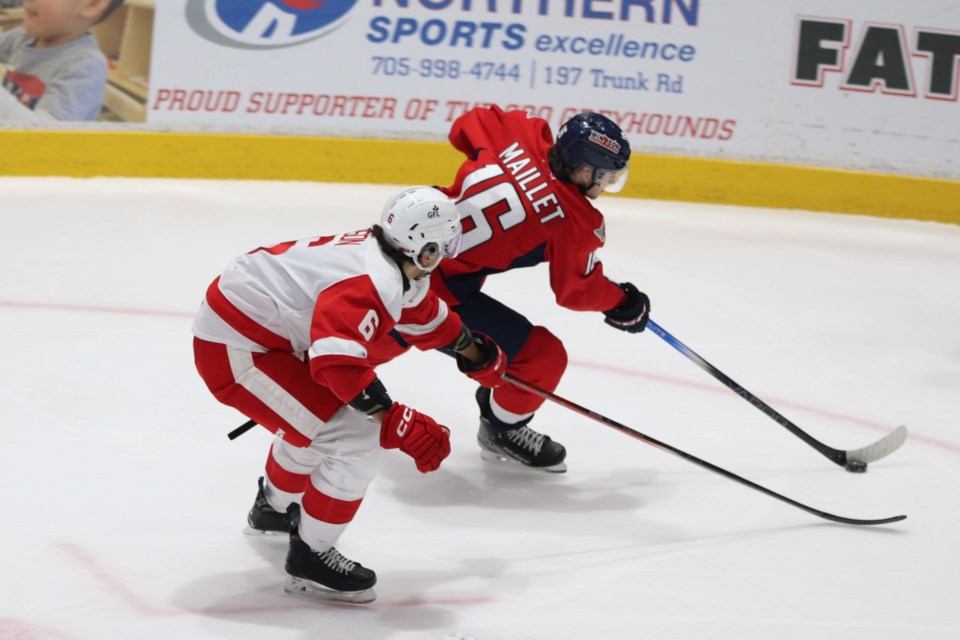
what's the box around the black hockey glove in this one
[603,282,650,333]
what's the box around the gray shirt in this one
[0,27,107,121]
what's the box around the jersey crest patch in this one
[594,223,606,244]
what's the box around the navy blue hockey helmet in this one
[556,113,631,192]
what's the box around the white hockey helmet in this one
[380,186,462,272]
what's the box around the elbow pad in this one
[348,377,392,415]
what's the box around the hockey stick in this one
[645,319,907,471]
[503,374,905,526]
[227,419,257,440]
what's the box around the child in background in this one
[0,0,124,121]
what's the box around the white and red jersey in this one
[192,229,462,405]
[435,105,626,313]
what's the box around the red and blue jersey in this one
[435,106,626,313]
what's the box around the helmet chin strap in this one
[591,167,604,189]
[566,165,597,195]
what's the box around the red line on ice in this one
[58,543,491,616]
[0,299,193,318]
[4,299,954,455]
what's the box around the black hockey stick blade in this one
[503,374,906,526]
[646,319,908,468]
[227,419,257,441]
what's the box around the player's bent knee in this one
[314,447,385,496]
[513,326,567,384]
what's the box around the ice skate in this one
[244,476,300,535]
[476,387,567,473]
[284,532,377,604]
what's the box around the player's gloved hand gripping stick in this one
[455,331,507,388]
[603,282,650,333]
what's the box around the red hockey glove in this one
[455,331,507,388]
[603,282,650,333]
[380,403,451,473]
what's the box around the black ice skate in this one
[244,476,300,535]
[476,387,567,473]
[284,532,377,604]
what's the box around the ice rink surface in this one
[1,177,958,640]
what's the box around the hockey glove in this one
[380,402,451,473]
[603,282,650,333]
[455,331,507,388]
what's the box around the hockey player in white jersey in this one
[192,186,507,603]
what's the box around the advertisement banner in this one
[147,0,960,178]
[150,1,766,143]
[776,2,959,178]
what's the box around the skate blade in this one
[479,449,567,474]
[243,525,290,536]
[284,576,376,604]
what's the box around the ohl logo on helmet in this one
[185,0,357,49]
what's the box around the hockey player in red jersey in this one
[192,186,507,603]
[373,107,650,472]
